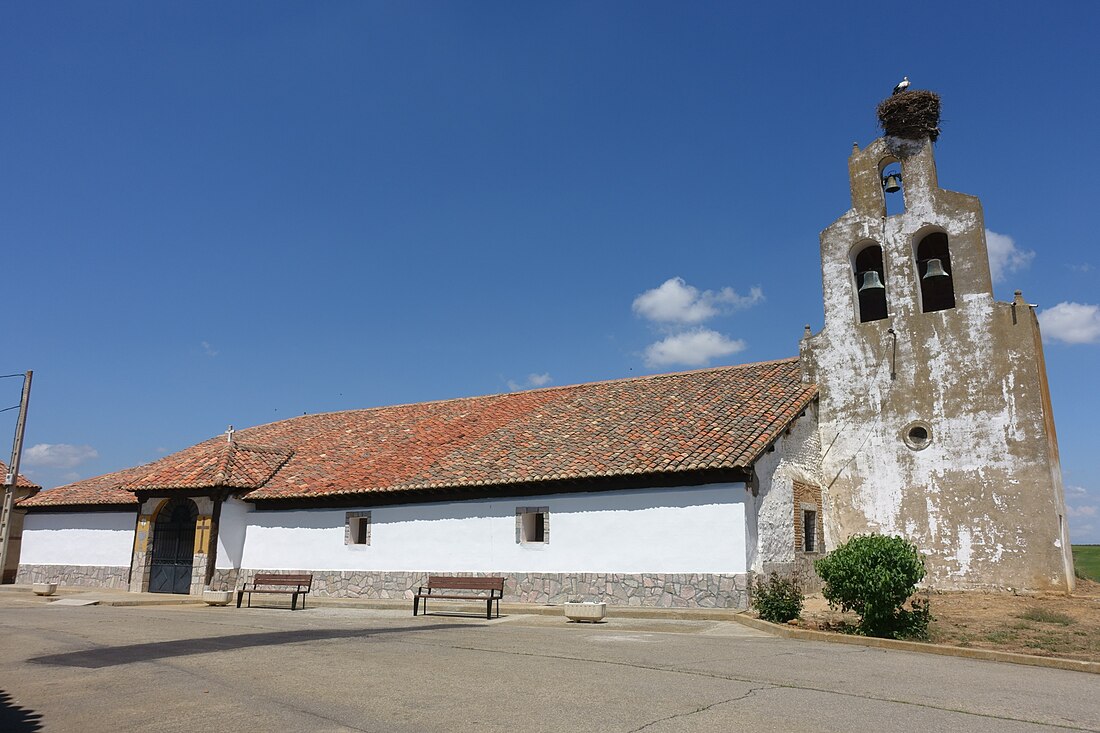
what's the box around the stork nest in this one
[877,90,941,142]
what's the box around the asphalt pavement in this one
[0,592,1096,732]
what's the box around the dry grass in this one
[796,578,1100,662]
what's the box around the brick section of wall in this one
[212,569,753,609]
[792,481,825,592]
[792,481,824,553]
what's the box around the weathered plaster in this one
[802,137,1073,591]
[749,408,822,576]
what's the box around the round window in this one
[902,421,933,450]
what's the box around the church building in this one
[11,90,1074,607]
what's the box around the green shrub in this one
[814,534,930,639]
[751,571,804,623]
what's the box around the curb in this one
[730,614,1100,675]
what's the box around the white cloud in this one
[23,443,99,469]
[985,230,1035,283]
[1065,485,1100,542]
[202,341,219,357]
[1069,263,1093,273]
[633,277,763,325]
[643,328,746,367]
[527,372,552,387]
[1038,302,1100,344]
[507,373,553,391]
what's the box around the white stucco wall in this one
[20,511,136,567]
[215,497,250,569]
[233,485,748,574]
[749,410,822,573]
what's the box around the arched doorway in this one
[149,498,198,594]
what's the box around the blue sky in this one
[3,3,1098,541]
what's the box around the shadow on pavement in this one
[0,690,43,732]
[28,623,471,669]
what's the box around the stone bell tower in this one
[800,90,1073,591]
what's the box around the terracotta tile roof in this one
[21,358,816,508]
[1,460,40,491]
[124,442,294,492]
[20,463,144,507]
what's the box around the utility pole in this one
[1,370,32,584]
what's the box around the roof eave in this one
[244,466,755,510]
[21,501,139,513]
[738,390,819,468]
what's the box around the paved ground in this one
[0,592,1097,732]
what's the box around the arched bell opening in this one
[149,497,198,594]
[915,231,956,312]
[879,157,905,216]
[852,242,889,323]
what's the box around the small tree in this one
[814,534,930,639]
[751,572,804,624]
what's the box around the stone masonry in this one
[16,564,130,589]
[212,569,753,609]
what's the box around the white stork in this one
[893,76,910,95]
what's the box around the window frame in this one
[345,511,371,546]
[801,506,818,553]
[516,506,550,545]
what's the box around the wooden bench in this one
[413,576,505,620]
[236,573,313,610]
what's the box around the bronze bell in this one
[859,271,885,291]
[882,173,902,193]
[923,258,949,279]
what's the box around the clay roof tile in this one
[21,358,816,507]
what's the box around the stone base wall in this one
[130,550,151,592]
[211,567,240,594]
[16,564,130,590]
[761,559,823,594]
[794,554,824,593]
[15,564,752,608]
[214,569,752,609]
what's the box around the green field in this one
[1072,545,1100,582]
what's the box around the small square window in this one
[516,507,549,544]
[345,511,371,546]
[802,509,817,553]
